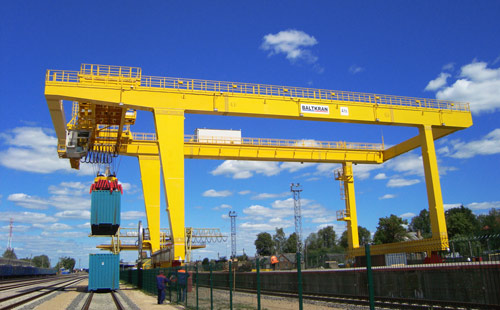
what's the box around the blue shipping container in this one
[88,253,119,291]
[91,190,121,235]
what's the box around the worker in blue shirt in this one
[177,269,190,302]
[156,270,170,304]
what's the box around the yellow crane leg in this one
[138,155,161,253]
[344,162,360,251]
[154,108,186,262]
[419,125,449,246]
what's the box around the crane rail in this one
[45,64,470,112]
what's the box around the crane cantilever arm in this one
[383,126,457,161]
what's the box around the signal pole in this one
[290,183,303,255]
[229,211,237,259]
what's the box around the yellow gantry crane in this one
[45,64,472,262]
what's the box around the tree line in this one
[254,206,500,256]
[1,249,76,271]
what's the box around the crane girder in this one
[44,64,474,262]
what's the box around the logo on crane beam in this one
[300,104,329,114]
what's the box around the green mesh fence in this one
[120,236,500,309]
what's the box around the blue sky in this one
[1,1,500,267]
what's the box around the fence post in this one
[210,263,213,310]
[229,260,233,310]
[365,244,375,310]
[184,265,188,308]
[256,257,261,310]
[297,252,303,310]
[196,264,199,310]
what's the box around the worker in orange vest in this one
[271,255,279,270]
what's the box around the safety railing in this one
[184,135,384,150]
[80,64,141,79]
[45,64,470,112]
[128,132,384,150]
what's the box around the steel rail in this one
[0,276,85,310]
[199,284,500,310]
[0,275,57,285]
[81,291,93,310]
[81,291,124,310]
[0,275,73,291]
[110,291,125,310]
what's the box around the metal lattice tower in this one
[290,183,303,254]
[7,218,13,251]
[229,211,237,259]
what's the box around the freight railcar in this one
[0,264,56,278]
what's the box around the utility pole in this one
[290,183,303,255]
[229,211,237,259]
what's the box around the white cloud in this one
[121,211,146,220]
[424,73,450,91]
[54,210,91,219]
[49,194,90,210]
[33,223,72,231]
[252,192,289,200]
[445,201,500,212]
[211,161,281,179]
[442,63,455,71]
[386,153,424,176]
[444,203,462,210]
[221,214,229,220]
[213,204,232,210]
[280,162,316,173]
[41,231,87,238]
[315,163,339,177]
[432,61,500,114]
[202,189,232,197]
[467,201,500,210]
[445,128,500,159]
[379,194,396,200]
[77,222,91,229]
[0,127,93,175]
[8,193,50,210]
[374,173,387,180]
[0,211,57,224]
[261,29,319,63]
[349,65,364,74]
[400,212,416,218]
[387,178,420,187]
[0,224,31,233]
[353,164,383,180]
[243,205,275,217]
[311,216,337,223]
[238,190,251,195]
[48,181,87,195]
[240,222,275,231]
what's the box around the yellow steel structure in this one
[95,129,383,254]
[45,64,473,261]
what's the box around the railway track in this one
[0,275,58,286]
[202,285,500,310]
[0,275,86,310]
[81,290,124,310]
[0,275,74,291]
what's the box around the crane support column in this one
[154,108,186,262]
[343,162,359,250]
[138,155,162,253]
[419,125,448,241]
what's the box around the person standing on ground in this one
[156,270,169,304]
[177,269,190,302]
